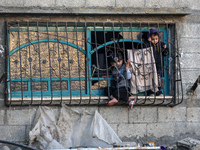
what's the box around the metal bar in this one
[104,22,110,101]
[130,22,139,102]
[85,22,92,104]
[157,23,165,105]
[37,22,43,105]
[27,21,34,105]
[139,23,148,101]
[148,23,157,104]
[18,22,24,105]
[47,21,53,105]
[75,22,82,104]
[56,22,63,105]
[94,23,101,104]
[5,21,9,106]
[66,22,72,105]
[112,22,120,102]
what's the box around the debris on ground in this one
[177,137,200,150]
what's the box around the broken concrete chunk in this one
[177,137,200,150]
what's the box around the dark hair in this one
[108,52,124,64]
[150,32,159,37]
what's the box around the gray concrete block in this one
[158,107,186,122]
[145,0,174,8]
[147,123,175,138]
[7,108,37,125]
[129,107,157,123]
[177,23,200,38]
[189,0,200,10]
[0,110,4,125]
[179,38,200,53]
[24,0,55,7]
[116,0,145,8]
[118,123,146,139]
[55,0,85,7]
[181,69,200,84]
[86,0,115,7]
[174,0,191,8]
[0,0,23,7]
[0,126,26,141]
[187,107,200,122]
[175,122,200,136]
[99,106,128,124]
[180,53,200,69]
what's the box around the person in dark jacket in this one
[149,29,169,95]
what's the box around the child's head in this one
[109,52,124,69]
[150,29,159,45]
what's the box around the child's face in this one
[111,59,123,69]
[151,35,159,45]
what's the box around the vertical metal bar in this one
[17,22,24,105]
[148,22,156,104]
[94,22,101,103]
[56,22,63,105]
[27,22,33,105]
[130,22,138,101]
[37,22,43,105]
[6,22,11,106]
[112,22,120,101]
[103,22,110,101]
[75,22,82,104]
[139,23,148,103]
[47,21,53,104]
[66,22,72,104]
[157,23,165,104]
[121,22,129,102]
[85,22,92,104]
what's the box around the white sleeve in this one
[126,69,132,79]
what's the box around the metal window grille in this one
[5,22,183,106]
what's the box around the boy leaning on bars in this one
[105,52,135,106]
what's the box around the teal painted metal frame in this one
[8,24,170,98]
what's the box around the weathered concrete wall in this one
[0,0,199,147]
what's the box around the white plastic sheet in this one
[29,106,122,149]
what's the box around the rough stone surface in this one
[116,0,145,8]
[187,107,200,122]
[174,0,190,8]
[177,23,200,38]
[7,108,37,125]
[86,0,115,7]
[0,110,4,125]
[181,69,200,84]
[180,53,200,69]
[0,0,23,7]
[179,38,200,53]
[147,123,175,138]
[129,107,157,123]
[158,107,186,122]
[0,126,26,141]
[99,106,129,124]
[24,0,55,7]
[56,0,86,7]
[174,122,200,137]
[145,0,174,8]
[118,123,146,139]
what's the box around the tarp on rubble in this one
[29,106,122,149]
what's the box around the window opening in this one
[6,22,183,106]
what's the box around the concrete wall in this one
[0,0,200,147]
